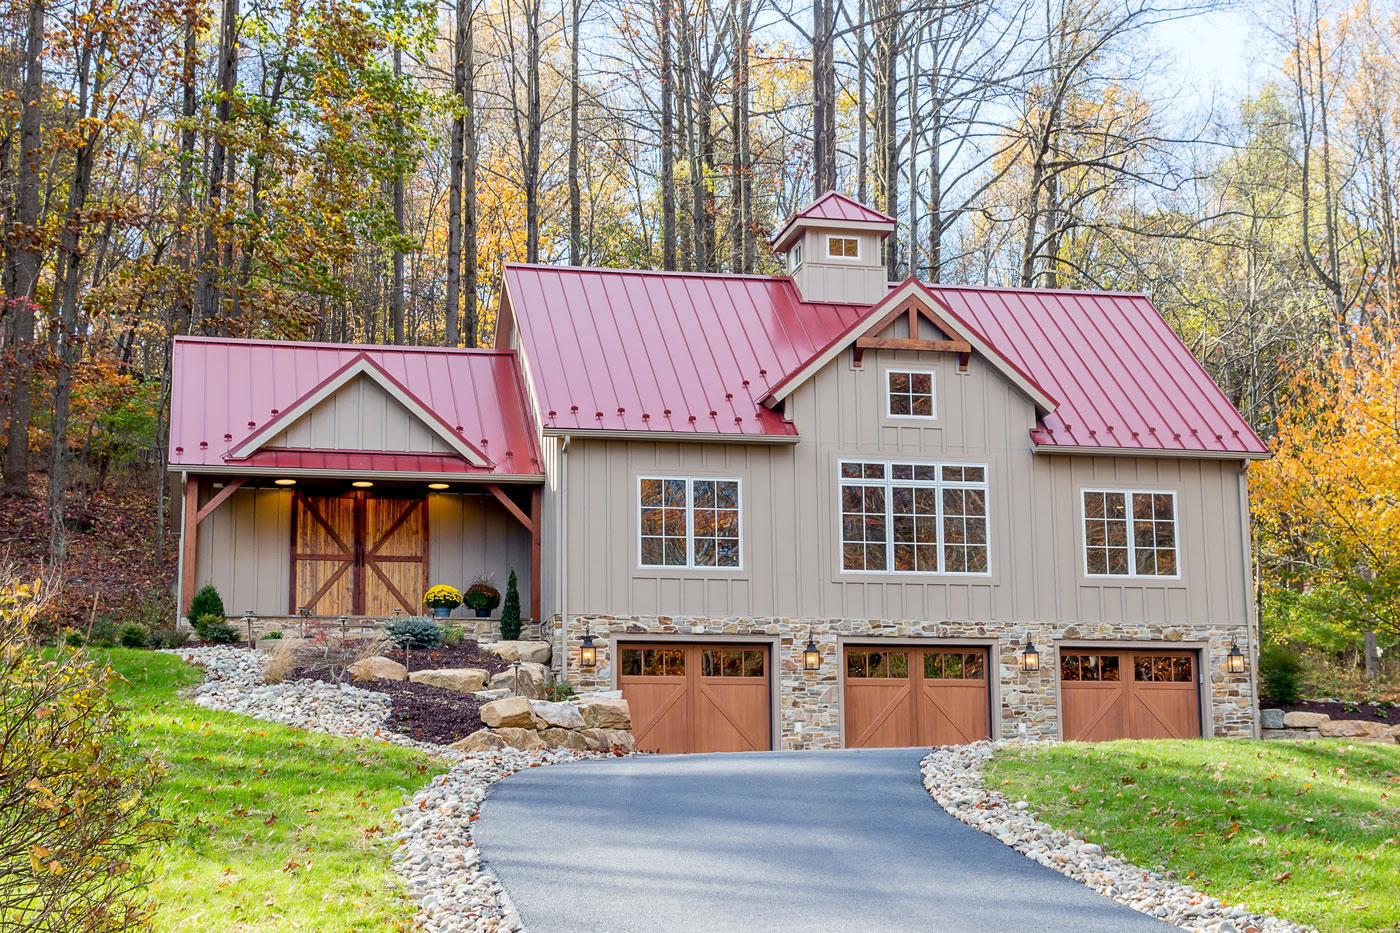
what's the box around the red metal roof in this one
[169,336,543,476]
[502,264,1267,458]
[793,191,898,225]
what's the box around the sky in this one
[1152,5,1266,105]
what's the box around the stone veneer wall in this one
[226,616,542,642]
[542,615,1257,749]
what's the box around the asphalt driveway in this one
[474,748,1165,932]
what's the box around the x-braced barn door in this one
[291,491,427,616]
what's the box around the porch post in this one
[529,485,542,622]
[180,476,201,616]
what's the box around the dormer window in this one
[827,235,860,259]
[790,241,803,272]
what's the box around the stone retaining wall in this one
[1260,709,1398,744]
[543,614,1256,749]
[210,615,542,642]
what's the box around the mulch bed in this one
[288,639,519,746]
[1263,697,1400,725]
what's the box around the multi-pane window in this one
[887,370,935,418]
[1059,654,1120,681]
[922,651,986,680]
[1134,655,1193,683]
[845,649,909,678]
[619,646,685,676]
[827,235,859,258]
[1082,490,1177,577]
[639,477,740,569]
[839,461,989,574]
[701,648,765,677]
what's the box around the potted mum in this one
[463,575,501,618]
[423,584,463,619]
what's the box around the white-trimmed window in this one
[639,477,741,569]
[826,235,860,259]
[886,369,935,418]
[1082,489,1177,577]
[790,241,803,271]
[839,461,989,574]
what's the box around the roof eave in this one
[168,463,545,482]
[1029,441,1270,462]
[542,427,800,445]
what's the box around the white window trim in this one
[825,234,861,261]
[636,475,743,572]
[790,241,803,271]
[1079,487,1181,580]
[883,366,938,420]
[837,459,992,577]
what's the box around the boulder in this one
[1283,711,1329,729]
[1391,724,1400,740]
[488,661,550,699]
[472,688,512,702]
[451,728,509,752]
[1259,708,1285,730]
[481,695,536,729]
[1317,718,1394,741]
[531,700,586,730]
[578,696,631,729]
[480,640,552,664]
[540,727,592,750]
[348,655,408,682]
[586,728,636,752]
[1260,728,1322,740]
[494,727,547,750]
[409,667,490,693]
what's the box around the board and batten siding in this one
[553,345,1253,629]
[193,486,531,615]
[269,374,454,454]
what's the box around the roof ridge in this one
[931,282,1149,300]
[504,261,793,284]
[173,334,517,355]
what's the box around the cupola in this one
[770,191,895,305]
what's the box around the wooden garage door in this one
[618,643,771,754]
[1059,649,1201,741]
[843,646,991,748]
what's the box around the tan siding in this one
[270,375,453,453]
[558,345,1252,629]
[427,492,533,600]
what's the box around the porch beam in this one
[180,476,202,615]
[484,483,534,531]
[529,486,542,622]
[195,477,247,525]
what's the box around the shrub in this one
[116,622,149,648]
[201,622,241,644]
[544,681,577,702]
[85,618,119,648]
[192,613,226,639]
[441,623,465,647]
[187,583,225,624]
[499,569,522,641]
[464,577,500,612]
[385,616,443,649]
[145,625,189,649]
[1,571,171,932]
[261,630,284,640]
[1260,643,1306,705]
[62,628,85,648]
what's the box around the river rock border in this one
[166,646,618,933]
[921,742,1314,933]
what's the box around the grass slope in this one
[985,740,1400,933]
[105,649,438,931]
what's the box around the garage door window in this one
[923,652,985,679]
[702,648,765,677]
[1135,655,1193,682]
[638,477,741,569]
[620,646,686,676]
[1060,654,1120,681]
[845,649,909,678]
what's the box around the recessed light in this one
[352,481,374,488]
[274,478,296,486]
[427,482,450,490]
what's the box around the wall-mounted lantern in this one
[1019,638,1040,673]
[579,625,597,671]
[1226,639,1246,674]
[802,628,821,672]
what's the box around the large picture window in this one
[639,477,741,569]
[839,461,989,574]
[1082,489,1177,577]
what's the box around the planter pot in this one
[474,607,490,619]
[431,607,452,619]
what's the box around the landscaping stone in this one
[920,741,1312,933]
[530,700,586,730]
[480,640,552,664]
[493,726,547,750]
[451,729,509,752]
[583,728,636,751]
[578,696,631,729]
[1283,711,1329,728]
[1317,718,1394,741]
[1259,708,1285,730]
[488,661,549,699]
[408,667,490,693]
[1262,728,1322,740]
[348,655,408,682]
[481,695,536,729]
[540,727,591,750]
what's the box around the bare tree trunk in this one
[2,0,44,496]
[568,0,582,265]
[856,0,868,203]
[660,0,677,269]
[873,0,898,277]
[524,0,542,263]
[462,13,478,345]
[197,0,240,328]
[445,0,470,345]
[737,0,754,271]
[1363,629,1379,679]
[390,45,405,344]
[174,0,198,336]
[812,0,836,193]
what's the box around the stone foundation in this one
[543,615,1257,749]
[214,615,542,642]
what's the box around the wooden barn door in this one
[291,491,427,615]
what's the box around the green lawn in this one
[104,649,439,931]
[985,740,1400,933]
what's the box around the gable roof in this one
[169,336,544,477]
[763,278,1059,414]
[770,191,897,252]
[501,264,1268,459]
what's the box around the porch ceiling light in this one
[274,478,296,486]
[580,625,597,670]
[1226,640,1246,674]
[427,482,450,490]
[352,480,374,488]
[802,627,821,672]
[1020,638,1040,673]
